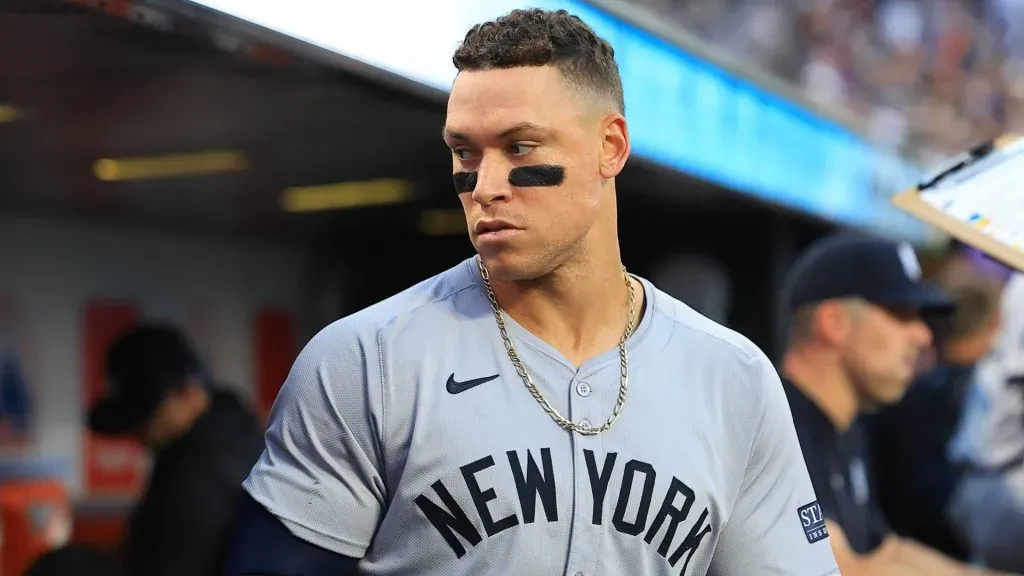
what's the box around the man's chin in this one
[873,384,913,408]
[476,251,549,283]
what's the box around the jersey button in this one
[574,572,584,576]
[575,382,592,397]
[580,418,592,428]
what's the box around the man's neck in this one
[782,347,861,432]
[488,250,641,367]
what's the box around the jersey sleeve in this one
[709,353,840,575]
[242,319,387,558]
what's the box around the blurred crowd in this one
[635,0,1024,164]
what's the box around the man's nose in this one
[471,158,512,205]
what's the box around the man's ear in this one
[815,300,853,345]
[598,113,630,179]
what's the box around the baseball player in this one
[225,9,839,576]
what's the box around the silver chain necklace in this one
[476,257,636,436]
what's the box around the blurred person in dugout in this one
[869,258,1005,561]
[86,324,265,576]
[779,232,1019,575]
[947,269,1024,573]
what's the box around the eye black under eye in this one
[453,171,477,193]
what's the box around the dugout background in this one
[0,0,839,357]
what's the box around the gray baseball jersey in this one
[243,257,839,576]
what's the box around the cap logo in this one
[897,242,922,281]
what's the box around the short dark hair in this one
[452,9,625,114]
[787,298,863,346]
[940,275,1002,340]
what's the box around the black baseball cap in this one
[785,233,954,314]
[87,324,204,436]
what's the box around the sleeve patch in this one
[798,501,829,544]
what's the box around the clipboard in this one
[892,132,1024,272]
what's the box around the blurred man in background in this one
[780,232,1017,575]
[87,324,264,576]
[948,272,1024,572]
[870,270,1004,560]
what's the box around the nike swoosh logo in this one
[446,373,499,395]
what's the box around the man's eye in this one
[453,149,475,160]
[508,143,535,155]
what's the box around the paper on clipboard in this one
[892,133,1024,272]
